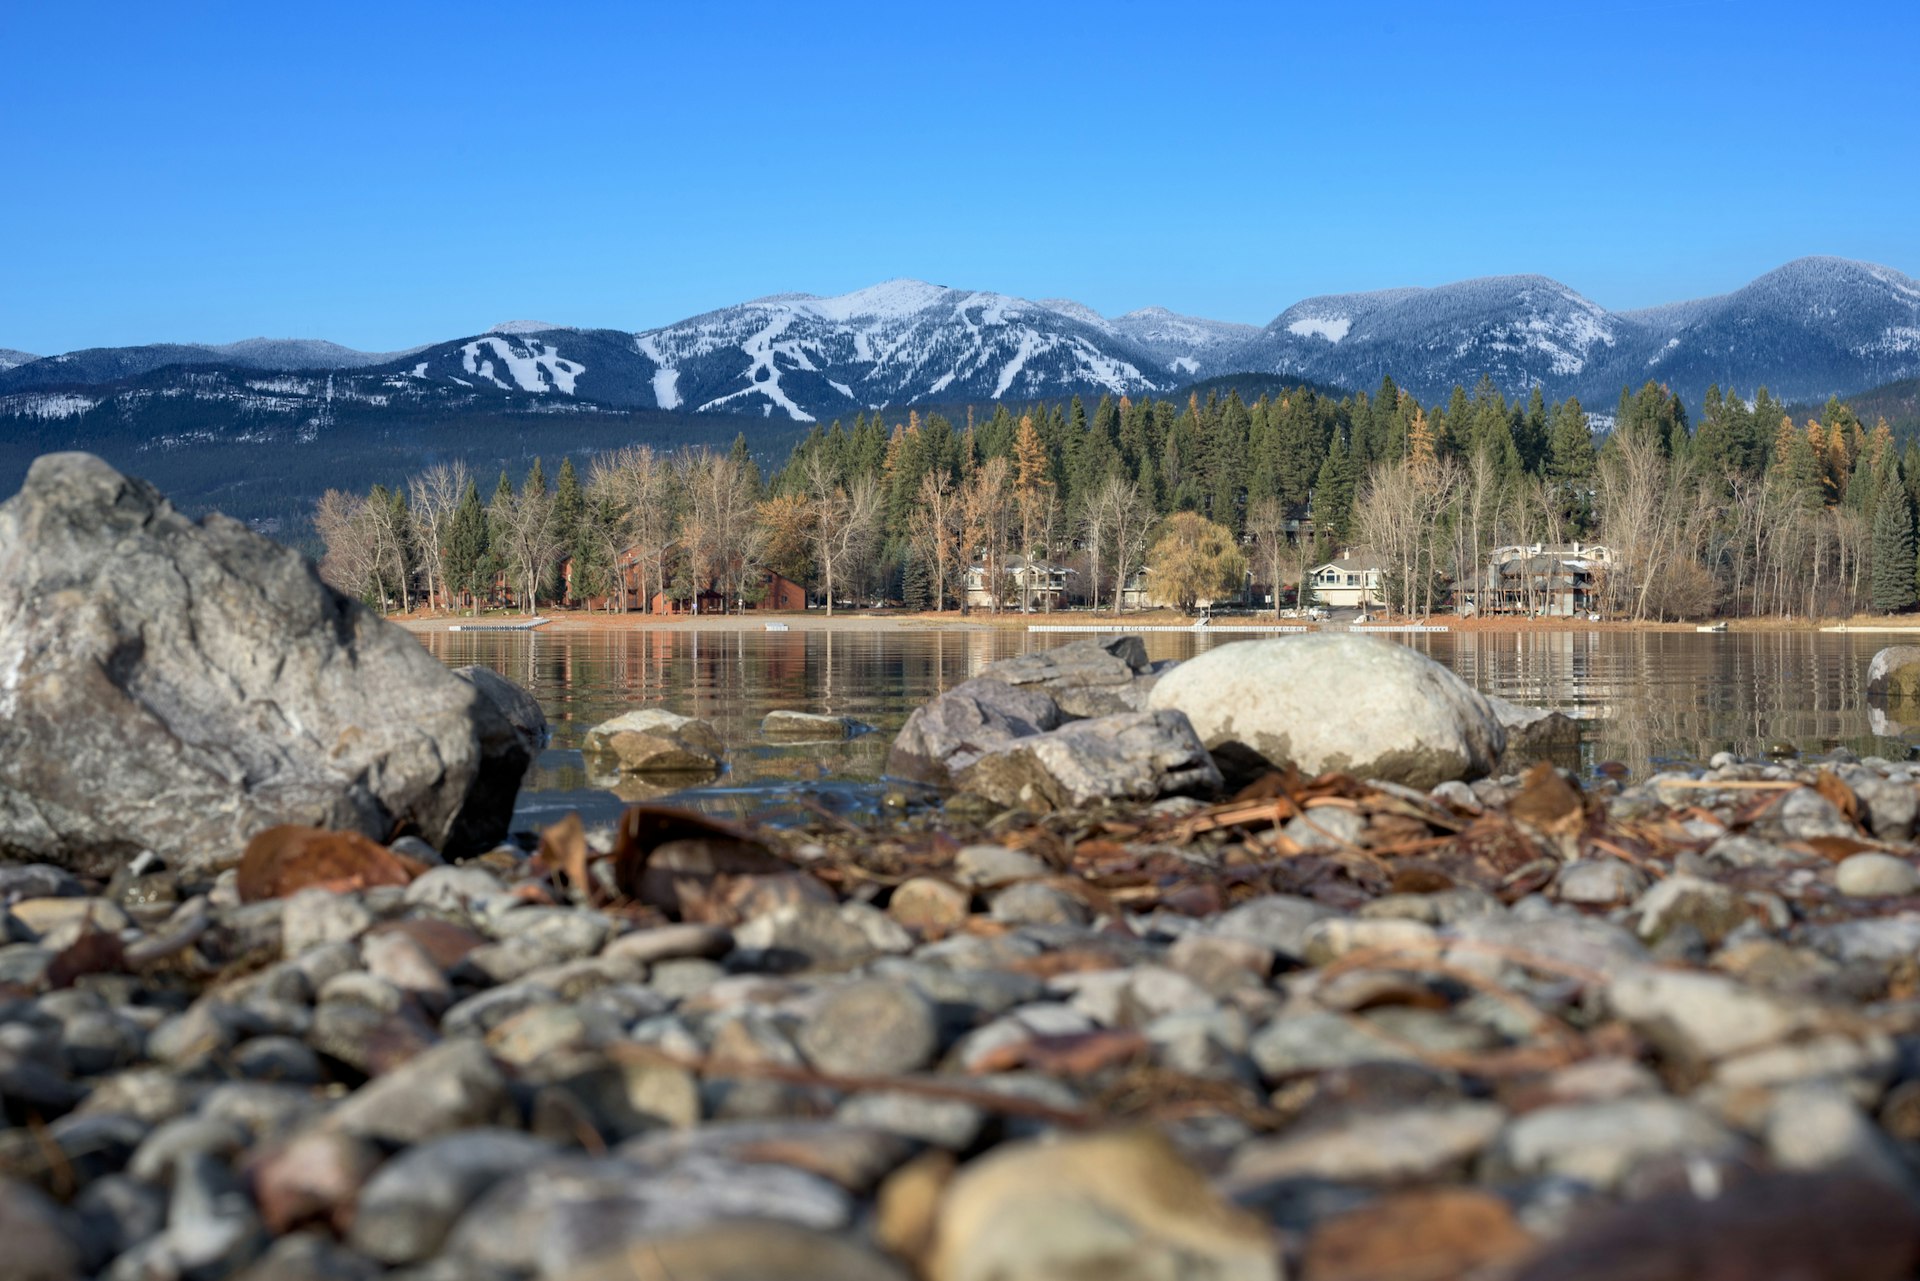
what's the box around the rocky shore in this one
[6,456,1920,1280]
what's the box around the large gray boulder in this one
[1867,647,1920,701]
[954,709,1223,811]
[0,453,535,875]
[976,635,1163,717]
[1147,633,1505,788]
[885,677,1064,785]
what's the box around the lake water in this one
[419,626,1917,831]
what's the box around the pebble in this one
[797,980,939,1077]
[1835,852,1920,898]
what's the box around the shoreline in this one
[392,608,1920,636]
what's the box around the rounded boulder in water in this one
[1146,633,1504,788]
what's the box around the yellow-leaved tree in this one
[1147,511,1246,613]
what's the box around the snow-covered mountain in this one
[6,259,1920,422]
[0,337,416,389]
[1227,277,1633,405]
[622,281,1172,422]
[1621,257,1920,406]
[1220,257,1920,409]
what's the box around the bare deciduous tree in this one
[408,461,469,613]
[679,448,765,613]
[1246,495,1291,619]
[909,469,963,613]
[962,456,1013,614]
[804,452,881,616]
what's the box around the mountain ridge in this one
[5,257,1918,421]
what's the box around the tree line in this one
[313,374,1915,620]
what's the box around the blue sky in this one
[3,0,1916,354]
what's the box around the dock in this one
[1028,624,1310,634]
[448,617,549,633]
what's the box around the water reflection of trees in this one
[420,629,1909,796]
[1412,632,1901,776]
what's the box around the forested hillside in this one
[311,371,1920,624]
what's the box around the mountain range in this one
[4,257,1918,432]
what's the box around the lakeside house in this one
[648,570,808,615]
[964,556,1073,610]
[1467,542,1613,617]
[1308,553,1386,609]
[562,549,806,613]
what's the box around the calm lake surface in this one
[419,626,1917,831]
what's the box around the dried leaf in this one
[1507,762,1584,832]
[364,918,486,969]
[1804,834,1880,862]
[1813,771,1863,830]
[1508,1172,1920,1281]
[536,812,592,903]
[1304,1187,1533,1281]
[967,1029,1149,1076]
[611,805,797,916]
[44,922,129,989]
[236,826,420,903]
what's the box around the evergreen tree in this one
[552,457,586,603]
[1312,430,1357,546]
[446,478,489,613]
[1547,399,1597,534]
[1871,460,1917,613]
[901,548,931,612]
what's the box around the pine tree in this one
[1312,430,1357,546]
[446,478,489,613]
[552,457,585,603]
[901,549,931,612]
[1871,461,1917,614]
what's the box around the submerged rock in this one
[886,678,1064,785]
[976,636,1162,718]
[954,710,1222,812]
[1866,646,1920,701]
[761,710,867,740]
[0,453,535,875]
[1148,633,1505,787]
[583,711,723,775]
[1485,694,1580,763]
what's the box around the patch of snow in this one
[460,337,583,394]
[829,380,855,399]
[1036,298,1116,335]
[1286,316,1352,343]
[698,312,816,421]
[1858,327,1920,357]
[652,368,681,410]
[635,335,682,410]
[1865,265,1920,305]
[994,331,1042,399]
[246,377,314,395]
[411,361,429,378]
[796,280,951,323]
[2,393,95,420]
[1170,356,1200,375]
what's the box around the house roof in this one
[1311,554,1384,574]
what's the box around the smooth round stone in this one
[1835,853,1920,899]
[888,878,972,933]
[798,981,939,1077]
[953,845,1048,888]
